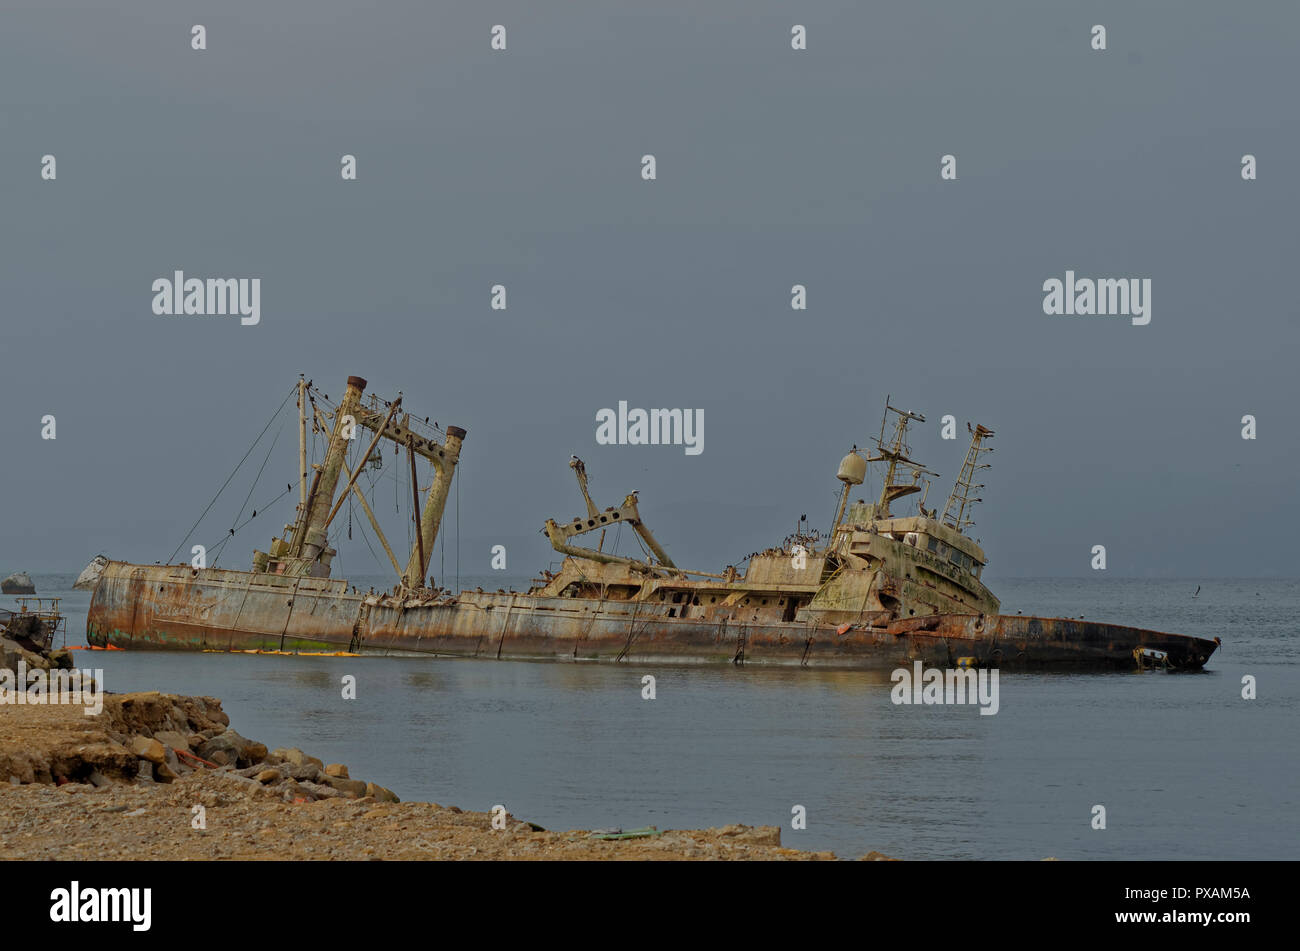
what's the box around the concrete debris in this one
[1,572,35,595]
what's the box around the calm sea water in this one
[21,572,1298,860]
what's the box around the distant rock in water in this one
[1,572,35,595]
[75,555,110,590]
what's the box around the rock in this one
[103,693,229,740]
[129,737,166,765]
[186,734,205,750]
[152,730,191,753]
[299,781,342,800]
[746,826,782,846]
[272,748,324,770]
[243,740,269,763]
[86,771,111,788]
[1,636,50,673]
[364,782,400,803]
[134,760,155,783]
[74,555,110,590]
[1,571,35,595]
[213,771,258,788]
[713,824,781,845]
[198,729,260,767]
[321,775,367,798]
[324,763,349,779]
[255,769,282,785]
[287,763,319,783]
[47,650,74,670]
[154,761,179,782]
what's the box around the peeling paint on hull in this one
[86,562,1218,670]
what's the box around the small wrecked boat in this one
[87,374,1219,670]
[74,555,110,591]
[1,598,65,650]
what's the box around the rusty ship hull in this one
[86,562,1219,670]
[84,379,1221,673]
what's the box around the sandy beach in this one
[0,691,880,861]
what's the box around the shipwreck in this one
[87,374,1220,670]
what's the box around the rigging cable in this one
[202,483,294,555]
[350,504,387,574]
[166,384,295,565]
[212,417,285,566]
[455,462,460,592]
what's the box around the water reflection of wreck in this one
[88,375,1219,670]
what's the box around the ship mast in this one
[867,398,938,519]
[398,421,466,588]
[570,456,606,552]
[297,375,307,511]
[268,375,467,586]
[941,423,994,534]
[291,375,369,569]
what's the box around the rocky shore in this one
[0,689,889,860]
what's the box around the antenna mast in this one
[867,397,938,518]
[942,423,994,534]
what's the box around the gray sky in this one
[2,1,1296,580]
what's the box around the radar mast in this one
[942,423,994,534]
[868,398,939,519]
